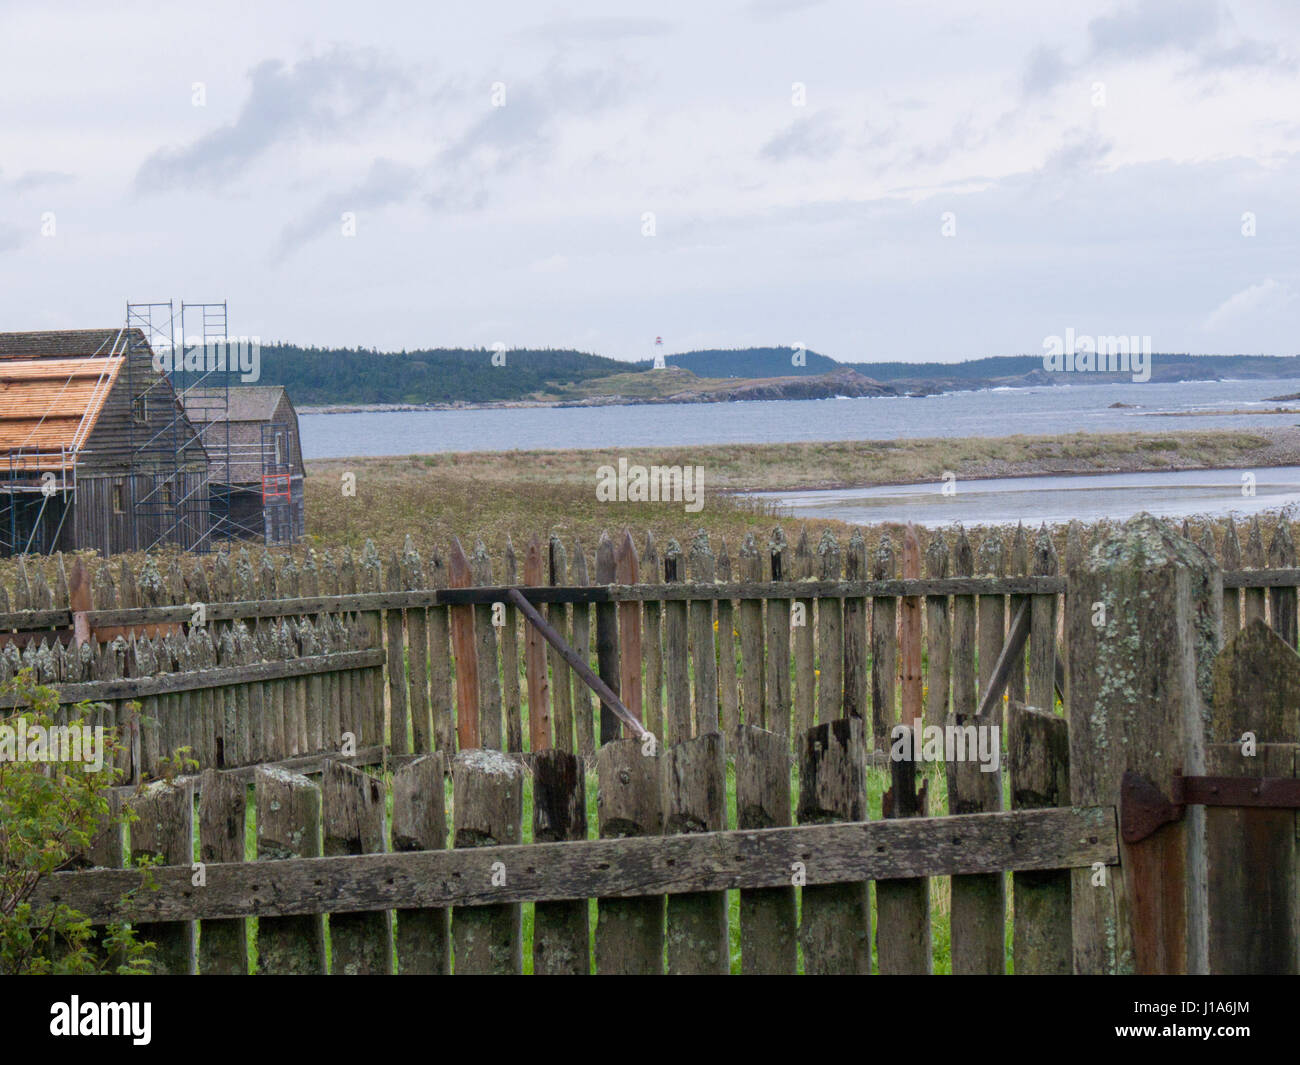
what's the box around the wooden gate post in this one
[1206,619,1299,973]
[1066,513,1219,974]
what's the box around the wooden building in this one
[181,385,305,544]
[0,328,210,555]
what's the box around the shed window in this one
[132,395,149,425]
[274,433,285,466]
[112,483,124,514]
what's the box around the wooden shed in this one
[0,328,210,555]
[181,385,305,544]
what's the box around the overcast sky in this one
[1,0,1298,362]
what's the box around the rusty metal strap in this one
[1121,771,1300,843]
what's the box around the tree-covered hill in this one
[634,347,842,377]
[252,344,629,404]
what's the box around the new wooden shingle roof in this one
[0,356,125,466]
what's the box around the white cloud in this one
[1204,279,1297,332]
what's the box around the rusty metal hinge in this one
[1121,770,1300,843]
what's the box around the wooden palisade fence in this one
[13,513,1300,973]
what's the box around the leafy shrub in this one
[0,669,152,974]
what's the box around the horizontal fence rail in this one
[35,805,1117,924]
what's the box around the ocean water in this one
[753,467,1300,528]
[299,377,1300,459]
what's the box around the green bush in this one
[0,669,152,974]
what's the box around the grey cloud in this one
[907,116,985,168]
[760,111,843,161]
[745,0,829,18]
[520,16,673,42]
[273,158,419,261]
[1021,45,1072,96]
[0,223,23,251]
[11,170,75,193]
[135,48,413,193]
[427,67,631,211]
[1195,39,1297,73]
[1087,0,1225,59]
[1036,127,1114,179]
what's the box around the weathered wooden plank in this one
[793,528,816,736]
[616,530,643,736]
[716,540,740,735]
[765,528,791,737]
[1267,523,1297,648]
[197,769,248,974]
[817,531,844,726]
[501,538,523,753]
[880,526,934,974]
[735,724,796,973]
[663,540,691,744]
[1009,701,1071,975]
[738,534,766,728]
[401,539,431,754]
[1243,518,1266,624]
[689,532,719,734]
[664,732,728,973]
[378,553,405,754]
[392,753,449,974]
[358,544,386,751]
[426,545,455,754]
[641,534,664,742]
[595,737,664,974]
[1008,524,1030,712]
[451,748,523,973]
[62,573,1073,622]
[870,535,897,747]
[570,540,596,759]
[0,648,387,709]
[472,540,504,751]
[594,533,622,744]
[1029,526,1059,716]
[1206,620,1299,974]
[947,530,1006,974]
[523,536,552,752]
[129,779,196,975]
[549,536,575,753]
[843,530,868,724]
[448,539,480,751]
[924,532,950,731]
[1221,522,1242,636]
[1067,514,1219,975]
[254,766,326,973]
[36,805,1119,922]
[532,748,589,974]
[323,760,392,974]
[798,718,870,974]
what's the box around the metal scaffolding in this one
[126,300,281,549]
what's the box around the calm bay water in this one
[298,377,1300,524]
[754,467,1300,528]
[299,377,1300,458]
